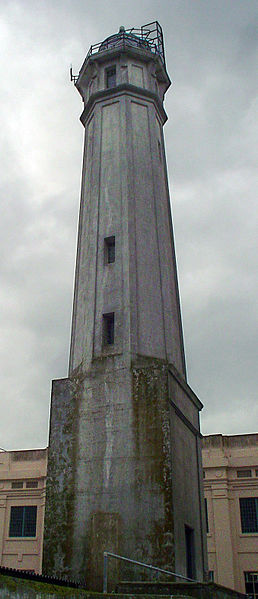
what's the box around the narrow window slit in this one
[103,313,115,345]
[106,67,116,89]
[104,236,115,264]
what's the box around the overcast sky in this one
[0,0,257,450]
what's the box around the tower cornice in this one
[168,362,204,412]
[80,82,168,126]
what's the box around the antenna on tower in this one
[70,64,79,84]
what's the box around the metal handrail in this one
[85,22,165,65]
[86,34,162,63]
[103,551,196,593]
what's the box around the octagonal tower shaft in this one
[69,31,186,377]
[43,25,207,591]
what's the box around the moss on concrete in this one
[0,573,87,596]
[43,377,80,579]
[132,359,175,571]
[0,575,193,597]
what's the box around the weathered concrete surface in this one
[44,361,175,589]
[43,27,207,591]
[0,571,190,598]
[116,581,247,598]
[44,360,206,589]
[69,44,186,378]
[43,378,79,579]
[0,572,246,599]
[0,572,87,597]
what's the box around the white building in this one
[0,448,47,573]
[203,434,258,597]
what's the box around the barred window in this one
[26,481,38,489]
[237,469,252,478]
[245,572,258,598]
[11,481,23,489]
[9,506,37,537]
[239,498,258,533]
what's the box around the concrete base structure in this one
[43,359,206,589]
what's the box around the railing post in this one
[103,551,108,593]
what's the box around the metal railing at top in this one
[70,22,166,85]
[86,21,165,66]
[103,551,197,593]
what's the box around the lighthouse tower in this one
[43,23,207,590]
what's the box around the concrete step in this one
[116,581,246,599]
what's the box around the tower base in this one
[43,358,207,590]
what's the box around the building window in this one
[185,525,195,579]
[239,498,258,533]
[104,236,115,264]
[204,498,209,533]
[245,572,258,598]
[9,506,37,537]
[26,481,38,489]
[255,469,258,477]
[208,571,214,582]
[103,313,115,345]
[237,469,252,478]
[11,481,23,489]
[106,67,116,88]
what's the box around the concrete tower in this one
[43,23,207,590]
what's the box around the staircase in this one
[116,581,246,598]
